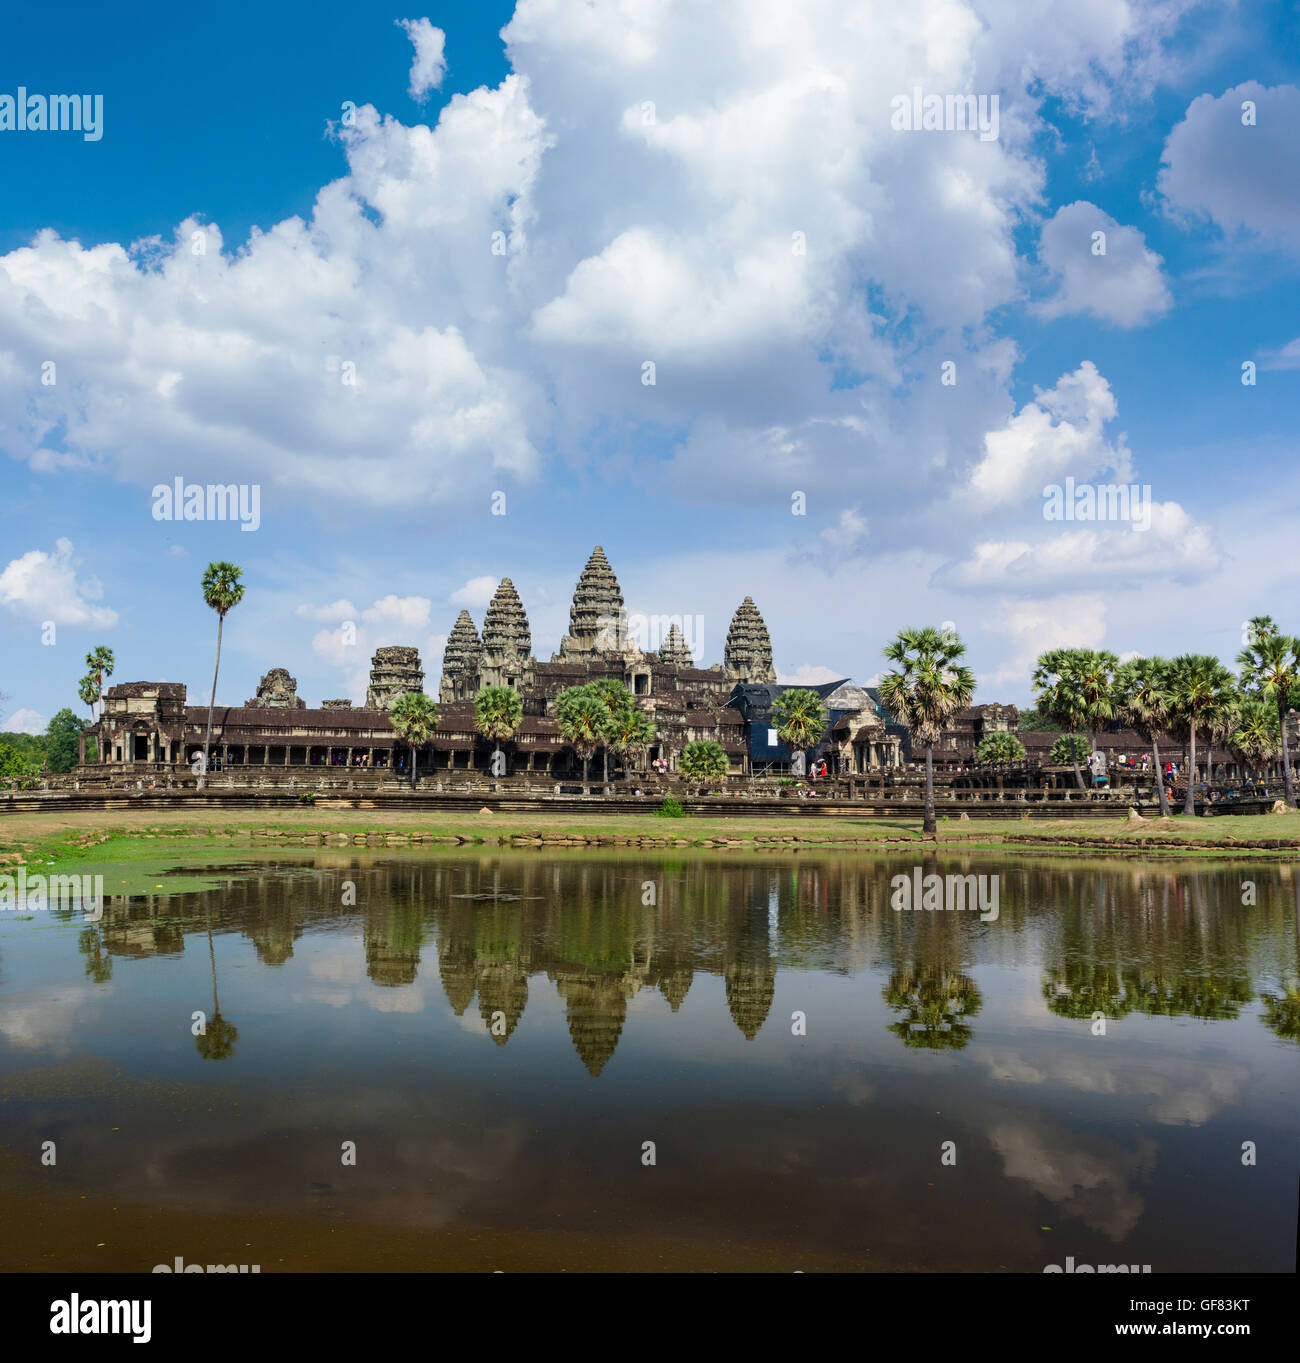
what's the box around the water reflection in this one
[3,851,1295,1272]
[54,854,1300,1069]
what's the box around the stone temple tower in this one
[555,545,640,663]
[478,578,533,690]
[723,597,776,683]
[365,646,424,710]
[656,622,695,667]
[439,609,482,702]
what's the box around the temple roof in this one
[656,622,695,667]
[481,578,531,657]
[443,609,482,676]
[724,596,776,682]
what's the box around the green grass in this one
[2,804,1299,875]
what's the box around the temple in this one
[80,545,901,782]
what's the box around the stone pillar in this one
[346,746,354,767]
[78,731,86,766]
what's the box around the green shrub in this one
[656,797,685,819]
[298,790,318,805]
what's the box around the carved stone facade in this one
[723,597,777,684]
[78,546,898,782]
[440,610,482,703]
[246,668,305,709]
[477,579,532,692]
[364,646,424,711]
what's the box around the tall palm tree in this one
[198,563,244,789]
[83,646,115,720]
[1229,699,1280,785]
[389,691,439,790]
[77,674,99,725]
[1167,654,1235,815]
[1114,657,1175,817]
[1031,649,1090,790]
[879,626,976,835]
[554,686,605,785]
[196,902,239,1061]
[771,687,829,777]
[1203,688,1242,785]
[586,678,635,791]
[605,702,656,780]
[474,685,524,776]
[1075,649,1119,753]
[1237,616,1300,809]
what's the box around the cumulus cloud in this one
[294,598,360,623]
[1159,81,1300,250]
[5,708,47,734]
[450,576,498,608]
[943,500,1219,590]
[0,0,1202,536]
[397,18,447,100]
[966,362,1132,509]
[981,593,1108,686]
[776,664,845,686]
[1036,200,1171,326]
[0,539,118,628]
[1260,336,1300,371]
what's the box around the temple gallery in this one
[82,546,903,783]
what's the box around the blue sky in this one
[2,0,1298,732]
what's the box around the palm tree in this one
[77,674,99,725]
[197,903,239,1061]
[605,703,657,780]
[473,685,523,776]
[974,731,1025,765]
[1229,699,1280,785]
[83,646,115,720]
[1203,688,1242,786]
[1114,657,1175,817]
[1167,654,1235,815]
[554,686,605,785]
[389,691,440,790]
[586,678,635,791]
[879,626,976,834]
[1075,649,1119,753]
[679,739,729,786]
[1031,649,1090,790]
[771,687,828,777]
[1237,616,1300,809]
[197,563,244,789]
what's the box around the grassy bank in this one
[3,805,1299,871]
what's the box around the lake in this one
[1,850,1296,1272]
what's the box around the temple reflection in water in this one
[71,853,1300,1074]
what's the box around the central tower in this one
[555,545,641,663]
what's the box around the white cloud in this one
[1036,200,1171,326]
[450,576,498,608]
[1260,337,1300,371]
[943,500,1219,589]
[776,664,845,686]
[1159,81,1300,250]
[982,593,1108,686]
[0,539,118,628]
[5,708,47,734]
[294,598,360,623]
[966,362,1132,509]
[397,18,447,100]
[361,595,432,631]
